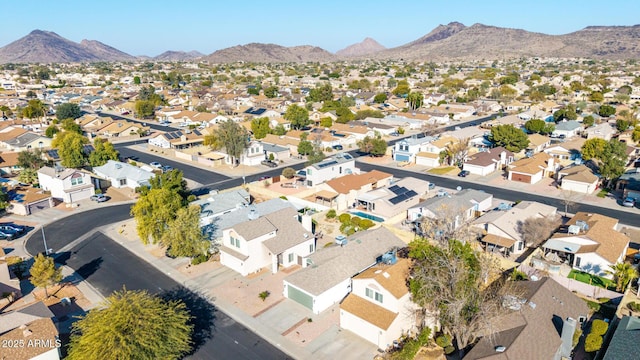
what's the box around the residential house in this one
[0,152,21,175]
[38,166,94,203]
[507,152,557,184]
[283,227,406,314]
[541,212,629,278]
[340,258,432,350]
[148,129,205,149]
[408,188,493,224]
[464,278,588,360]
[424,93,446,105]
[617,169,640,201]
[317,170,392,211]
[6,185,54,215]
[0,129,51,152]
[261,133,300,156]
[552,120,582,138]
[544,144,574,162]
[300,153,356,187]
[354,177,431,219]
[527,133,551,154]
[583,122,616,140]
[393,136,434,163]
[473,201,558,255]
[462,147,514,176]
[601,316,640,360]
[262,143,290,161]
[415,136,459,167]
[236,141,268,166]
[330,122,374,141]
[557,165,599,194]
[98,120,149,138]
[0,302,61,360]
[93,160,154,190]
[219,207,314,276]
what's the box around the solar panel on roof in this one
[47,149,59,159]
[389,194,406,205]
[389,185,400,193]
[343,154,352,159]
[193,130,201,136]
[405,190,417,198]
[317,160,338,168]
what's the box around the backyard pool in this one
[350,211,384,223]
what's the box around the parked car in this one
[390,132,400,137]
[0,223,25,235]
[332,144,343,150]
[90,194,109,202]
[161,165,173,173]
[436,189,449,197]
[428,183,436,190]
[149,162,162,168]
[622,197,636,207]
[458,170,470,177]
[0,231,14,240]
[261,160,278,168]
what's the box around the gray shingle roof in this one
[412,188,491,214]
[192,189,250,218]
[602,316,640,360]
[284,227,405,296]
[93,160,154,184]
[207,198,294,241]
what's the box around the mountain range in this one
[1,23,639,64]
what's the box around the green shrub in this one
[510,269,528,281]
[360,219,375,230]
[590,319,609,336]
[94,188,103,194]
[338,213,351,224]
[444,346,455,355]
[435,334,452,348]
[326,209,337,219]
[573,328,583,348]
[280,195,288,200]
[390,328,431,360]
[350,216,361,227]
[129,160,137,166]
[627,301,640,312]
[187,194,196,202]
[584,333,603,353]
[259,290,270,301]
[586,300,601,312]
[190,253,210,265]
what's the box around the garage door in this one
[28,199,51,214]
[287,285,313,310]
[395,154,410,162]
[511,173,531,183]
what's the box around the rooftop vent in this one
[335,235,347,246]
[568,225,581,235]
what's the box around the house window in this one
[230,236,240,248]
[517,242,523,251]
[288,253,294,263]
[119,179,127,186]
[309,244,314,253]
[575,256,581,267]
[365,287,383,303]
[307,169,312,175]
[71,176,84,186]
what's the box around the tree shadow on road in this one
[160,286,216,355]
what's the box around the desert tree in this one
[67,288,193,360]
[418,203,479,244]
[161,206,209,258]
[409,239,517,356]
[29,253,63,299]
[516,215,562,248]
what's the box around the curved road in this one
[25,205,291,360]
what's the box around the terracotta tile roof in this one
[354,258,411,298]
[559,165,598,184]
[0,128,27,142]
[340,293,398,330]
[527,133,551,147]
[326,170,391,194]
[0,151,20,167]
[415,152,439,159]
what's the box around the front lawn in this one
[596,189,610,198]
[428,166,457,175]
[568,270,617,291]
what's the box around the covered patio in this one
[314,190,338,207]
[480,234,515,256]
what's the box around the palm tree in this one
[606,263,638,292]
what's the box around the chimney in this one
[559,317,578,359]
[300,212,313,233]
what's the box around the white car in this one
[150,162,162,168]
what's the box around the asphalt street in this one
[25,205,291,360]
[113,146,231,186]
[355,162,640,226]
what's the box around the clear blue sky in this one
[2,0,638,57]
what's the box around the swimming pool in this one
[350,211,384,223]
